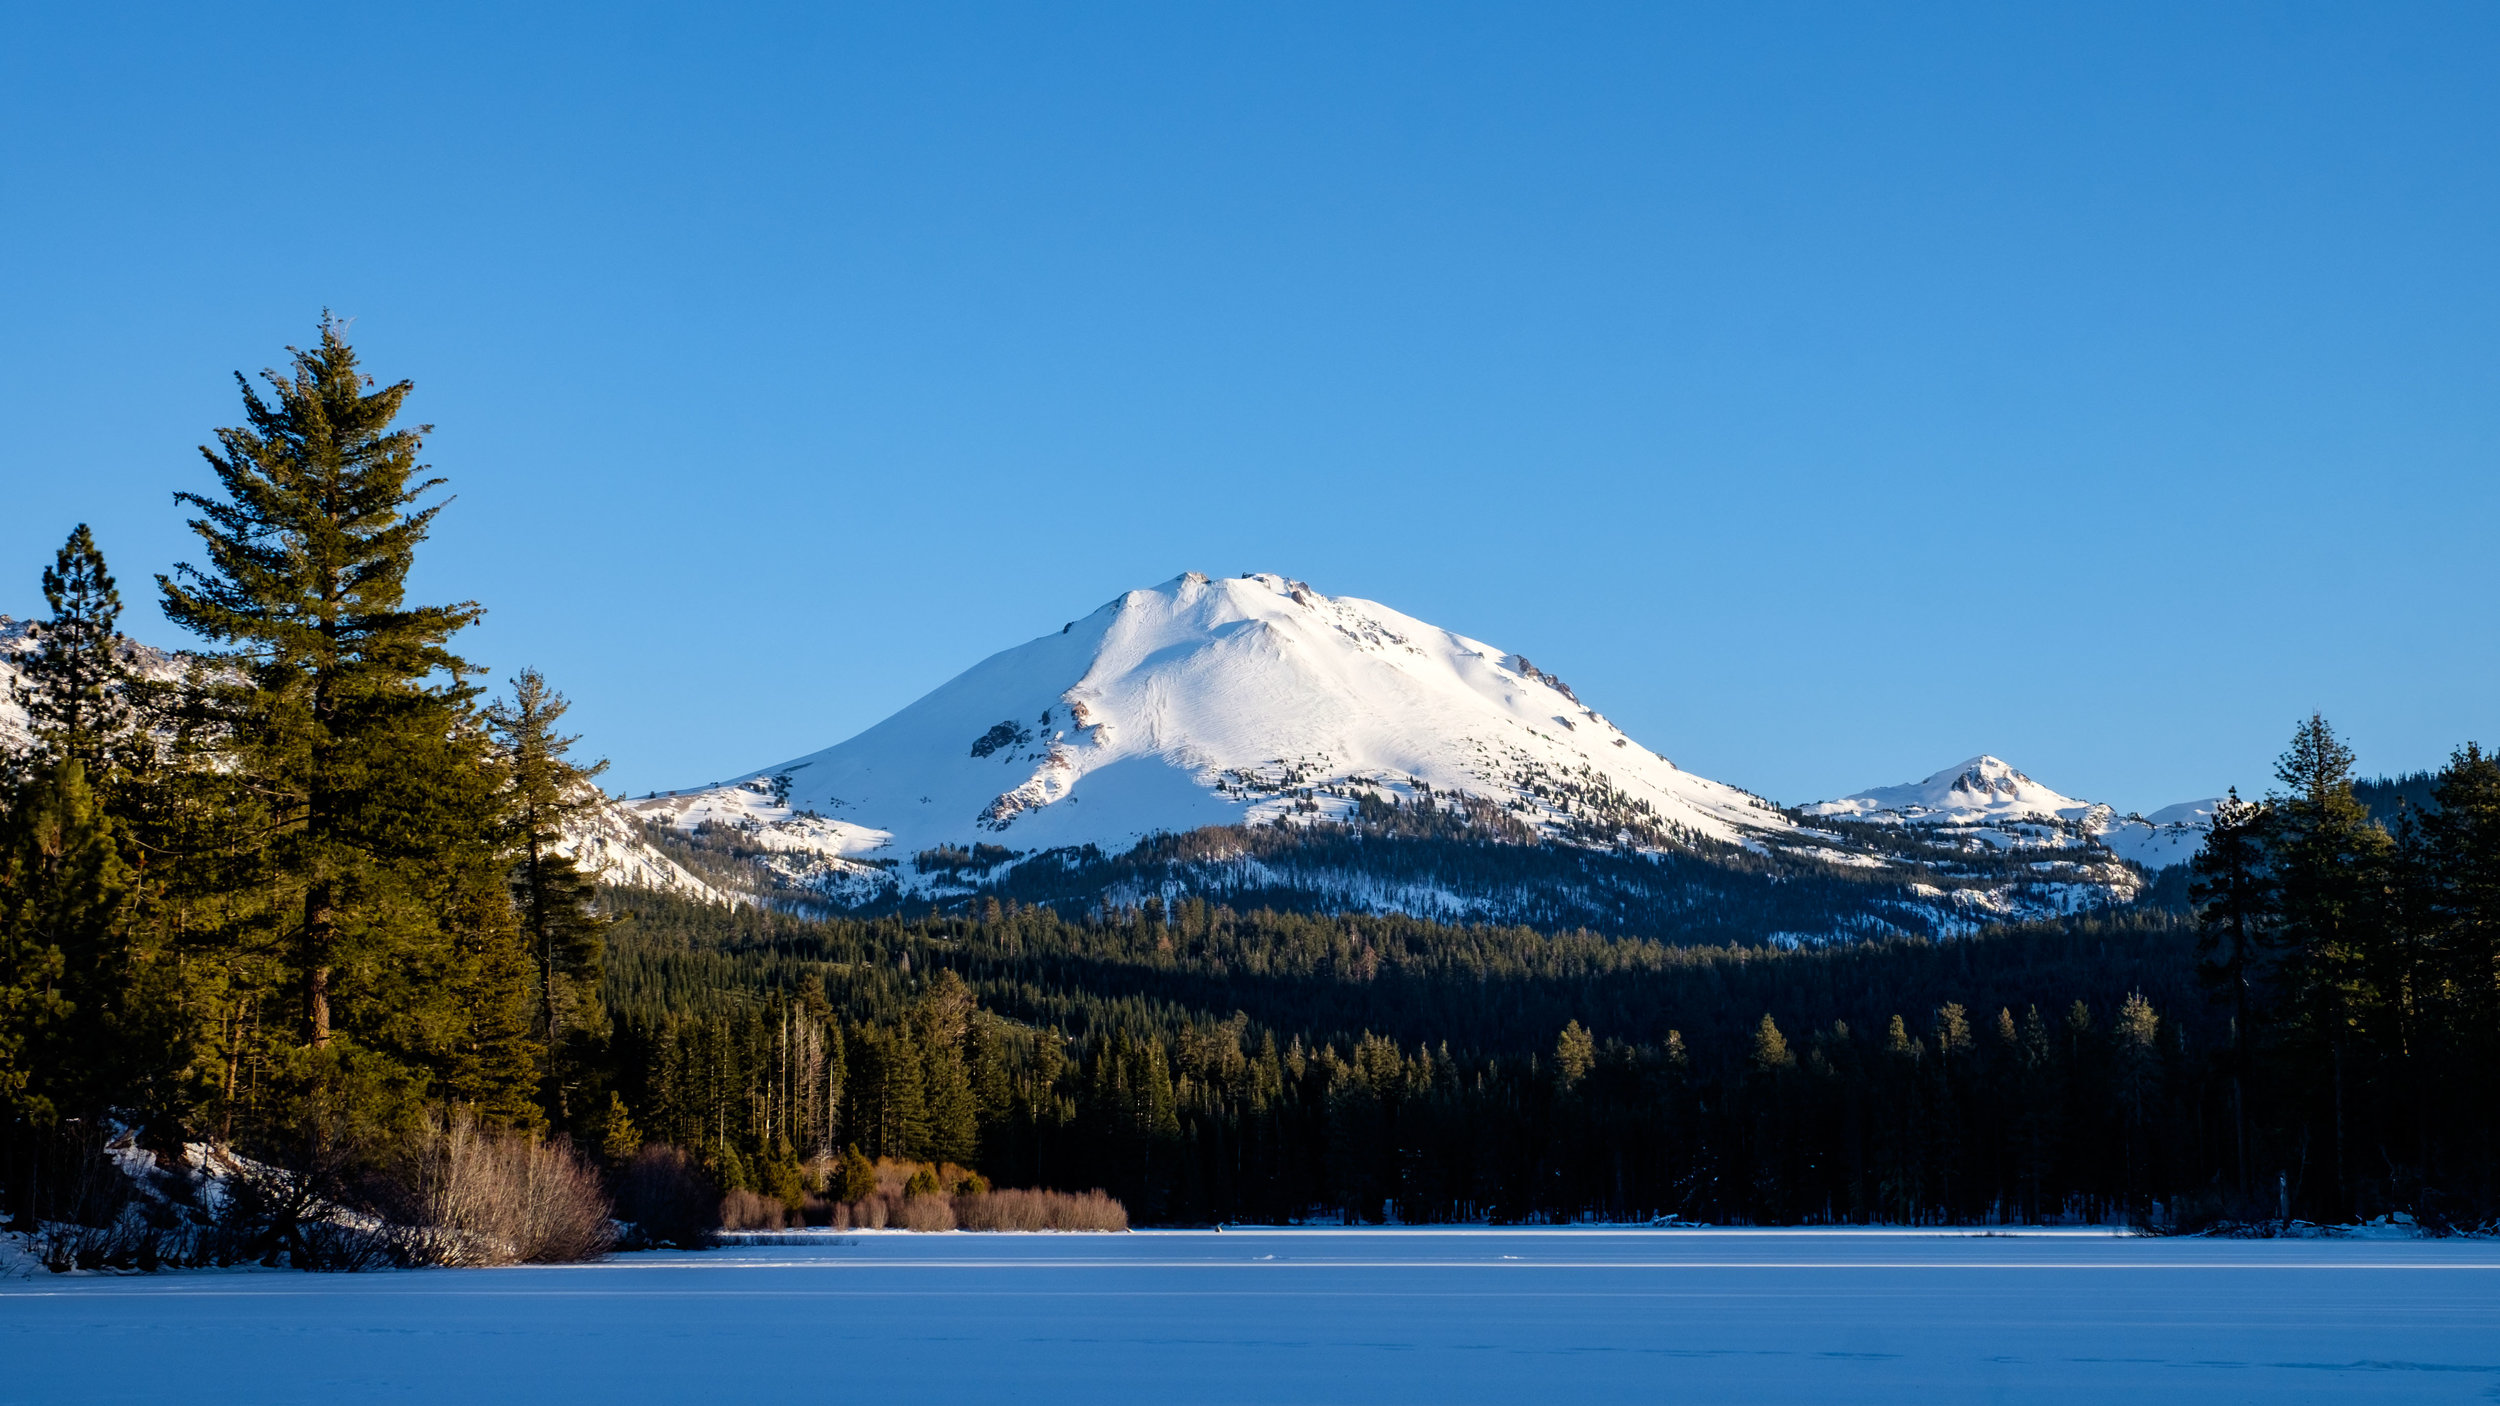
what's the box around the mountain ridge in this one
[616,576,2212,933]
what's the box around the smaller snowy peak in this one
[1804,755,2220,872]
[1804,756,2102,826]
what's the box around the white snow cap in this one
[1803,754,2221,871]
[632,571,1790,862]
[1805,755,2100,825]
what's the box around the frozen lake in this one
[7,1228,2499,1404]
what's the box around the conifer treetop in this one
[160,314,480,687]
[13,524,133,774]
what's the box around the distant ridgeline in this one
[633,793,2158,943]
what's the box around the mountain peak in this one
[629,572,1787,888]
[1937,754,2039,801]
[1805,754,2098,825]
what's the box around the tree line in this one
[2190,715,2500,1225]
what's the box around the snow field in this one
[7,1228,2498,1405]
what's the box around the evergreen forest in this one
[3,323,2497,1265]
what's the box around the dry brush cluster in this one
[717,1155,1126,1233]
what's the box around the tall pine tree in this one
[485,668,614,1126]
[0,758,131,1218]
[10,526,135,782]
[2264,714,2391,1217]
[158,317,535,1133]
[2191,788,2273,1195]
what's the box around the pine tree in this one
[2414,746,2500,1030]
[835,1144,877,1202]
[2191,788,2273,1194]
[485,669,614,1125]
[2112,991,2162,1209]
[1555,1019,1596,1088]
[852,1024,927,1159]
[1750,1014,1794,1072]
[0,758,131,1220]
[923,1035,979,1168]
[597,1090,640,1165]
[2264,714,2391,1216]
[10,526,135,780]
[157,318,532,1131]
[2406,743,2500,1188]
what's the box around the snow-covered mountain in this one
[1803,755,2220,872]
[626,573,1791,895]
[622,575,2208,930]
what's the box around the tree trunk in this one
[304,883,334,1048]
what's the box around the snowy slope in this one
[630,573,1793,884]
[2095,799,2222,871]
[1804,756,2219,871]
[0,614,187,752]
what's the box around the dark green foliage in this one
[2181,718,2500,1224]
[834,1146,877,1202]
[0,760,131,1122]
[0,321,613,1242]
[594,885,2202,1224]
[158,316,496,1061]
[486,669,616,1128]
[10,527,135,781]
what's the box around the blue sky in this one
[3,3,2493,809]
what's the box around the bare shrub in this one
[399,1112,615,1265]
[718,1187,787,1231]
[896,1194,956,1232]
[807,1159,1125,1233]
[954,1188,1128,1232]
[868,1157,979,1198]
[294,1219,406,1271]
[612,1144,719,1249]
[30,1216,190,1272]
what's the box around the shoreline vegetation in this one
[5,320,2498,1272]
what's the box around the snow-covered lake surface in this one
[8,1228,2499,1404]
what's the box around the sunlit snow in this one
[628,573,1793,878]
[1805,754,2220,872]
